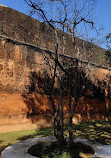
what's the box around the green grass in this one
[0,127,53,154]
[0,130,37,146]
[0,121,111,155]
[71,120,111,145]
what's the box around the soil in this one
[28,141,95,158]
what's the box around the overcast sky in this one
[0,0,111,49]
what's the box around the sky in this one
[0,0,111,49]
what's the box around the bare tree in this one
[24,0,99,145]
[105,34,111,65]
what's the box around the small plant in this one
[42,152,71,158]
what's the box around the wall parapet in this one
[0,5,108,66]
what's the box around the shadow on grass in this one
[17,127,54,141]
[17,121,111,146]
[0,121,110,157]
[72,121,111,145]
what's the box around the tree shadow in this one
[17,121,111,147]
[21,69,111,127]
[16,121,111,158]
[72,121,111,145]
[17,127,54,141]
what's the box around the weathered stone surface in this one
[1,137,111,158]
[0,5,106,63]
[0,5,110,93]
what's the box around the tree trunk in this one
[54,80,64,144]
[60,79,64,143]
[68,73,73,143]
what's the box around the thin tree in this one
[24,0,99,144]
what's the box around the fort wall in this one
[0,5,110,133]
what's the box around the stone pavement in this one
[1,136,111,158]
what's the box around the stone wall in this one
[0,41,47,93]
[0,5,110,93]
[0,5,111,132]
[0,5,106,63]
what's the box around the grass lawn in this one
[0,121,111,155]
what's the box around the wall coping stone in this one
[0,4,7,7]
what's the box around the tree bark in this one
[68,71,73,143]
